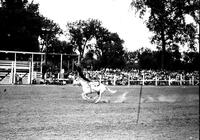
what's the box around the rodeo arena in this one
[0,50,199,86]
[0,50,199,140]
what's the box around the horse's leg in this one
[94,85,107,103]
[94,91,103,103]
[81,92,88,100]
[82,92,93,100]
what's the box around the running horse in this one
[74,76,117,103]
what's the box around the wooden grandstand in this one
[0,50,78,84]
[0,60,13,84]
[0,50,44,84]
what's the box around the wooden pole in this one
[60,54,63,73]
[155,75,158,86]
[13,53,16,84]
[180,74,182,86]
[72,59,74,71]
[31,54,34,84]
[40,54,43,74]
[142,73,145,85]
[136,84,143,124]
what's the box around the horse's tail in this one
[106,86,117,94]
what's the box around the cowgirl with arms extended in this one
[74,63,116,103]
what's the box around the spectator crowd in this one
[80,69,199,86]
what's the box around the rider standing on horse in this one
[74,63,91,82]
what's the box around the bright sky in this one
[34,0,157,51]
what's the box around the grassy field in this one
[0,85,199,140]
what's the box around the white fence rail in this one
[87,71,199,86]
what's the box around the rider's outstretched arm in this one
[75,64,91,82]
[79,71,91,82]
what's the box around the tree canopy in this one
[66,19,125,69]
[96,32,125,69]
[131,0,199,69]
[67,19,103,59]
[0,0,62,52]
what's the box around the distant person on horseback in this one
[73,63,117,103]
[74,63,91,82]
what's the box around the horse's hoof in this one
[95,99,100,104]
[82,96,87,100]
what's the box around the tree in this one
[182,51,199,71]
[0,0,40,51]
[39,17,62,52]
[126,46,187,70]
[46,38,74,54]
[131,0,199,69]
[96,32,125,69]
[0,0,62,52]
[137,48,158,69]
[124,51,140,70]
[82,50,96,70]
[67,19,125,69]
[67,19,102,60]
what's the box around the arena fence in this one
[99,74,199,86]
[86,71,199,86]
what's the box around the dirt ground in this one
[0,85,199,140]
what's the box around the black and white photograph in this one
[0,0,199,139]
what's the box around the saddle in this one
[89,81,100,87]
